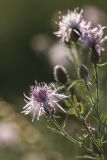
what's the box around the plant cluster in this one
[22,7,107,160]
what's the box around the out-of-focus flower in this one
[48,42,72,67]
[82,25,107,54]
[22,151,62,160]
[22,82,68,121]
[30,34,52,53]
[0,122,20,147]
[22,153,47,160]
[83,5,107,26]
[54,8,90,43]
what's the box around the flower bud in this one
[78,64,88,80]
[89,49,101,64]
[54,65,68,84]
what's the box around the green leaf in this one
[68,108,78,117]
[76,155,100,159]
[97,62,107,67]
[73,95,77,105]
[102,140,107,144]
[47,126,59,133]
[62,114,68,129]
[79,103,85,115]
[64,99,72,108]
[68,80,83,90]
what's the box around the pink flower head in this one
[22,82,68,121]
[82,25,107,54]
[54,8,90,43]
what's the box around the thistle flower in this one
[82,25,107,54]
[22,82,68,121]
[54,8,90,43]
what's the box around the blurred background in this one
[0,0,107,159]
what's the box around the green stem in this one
[75,42,81,64]
[94,64,106,159]
[52,117,106,159]
[82,120,105,159]
[84,79,94,120]
[94,64,99,117]
[84,79,94,106]
[52,117,80,145]
[94,65,101,144]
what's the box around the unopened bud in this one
[78,64,88,80]
[54,65,68,84]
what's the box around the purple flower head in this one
[54,8,84,42]
[82,25,107,54]
[22,82,68,121]
[79,19,91,34]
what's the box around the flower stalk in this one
[82,119,106,160]
[51,116,81,145]
[94,64,102,152]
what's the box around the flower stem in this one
[52,116,106,159]
[52,116,81,145]
[84,78,94,120]
[82,120,106,159]
[94,64,106,159]
[94,64,99,117]
[94,65,101,140]
[84,78,94,106]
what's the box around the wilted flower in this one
[54,8,90,43]
[22,82,68,121]
[82,25,107,54]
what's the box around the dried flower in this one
[82,25,107,54]
[22,82,68,121]
[54,8,84,42]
